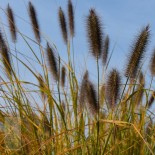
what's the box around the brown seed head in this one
[148,91,155,108]
[134,72,145,106]
[29,2,41,42]
[68,0,75,37]
[85,79,98,115]
[106,69,121,108]
[7,4,17,42]
[61,66,66,87]
[79,71,89,110]
[79,71,98,115]
[150,49,155,76]
[0,32,12,78]
[102,35,109,65]
[87,8,103,59]
[46,43,58,81]
[58,7,68,44]
[125,25,150,78]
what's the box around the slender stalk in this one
[146,76,153,108]
[72,37,75,72]
[96,57,100,155]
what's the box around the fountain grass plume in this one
[79,71,98,115]
[106,69,121,108]
[58,7,68,44]
[102,35,109,65]
[0,32,12,78]
[61,66,66,87]
[125,25,150,78]
[134,72,145,106]
[7,4,17,42]
[150,49,155,76]
[79,71,89,110]
[85,76,98,115]
[87,8,103,59]
[29,2,41,43]
[68,0,75,37]
[46,43,58,81]
[148,91,155,108]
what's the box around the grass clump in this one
[0,1,154,155]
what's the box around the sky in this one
[0,0,155,105]
[0,1,154,70]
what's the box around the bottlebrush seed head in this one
[58,7,68,44]
[125,25,150,78]
[29,2,41,43]
[87,8,103,59]
[7,4,17,42]
[106,69,121,108]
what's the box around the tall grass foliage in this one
[0,1,154,155]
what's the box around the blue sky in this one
[0,0,154,86]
